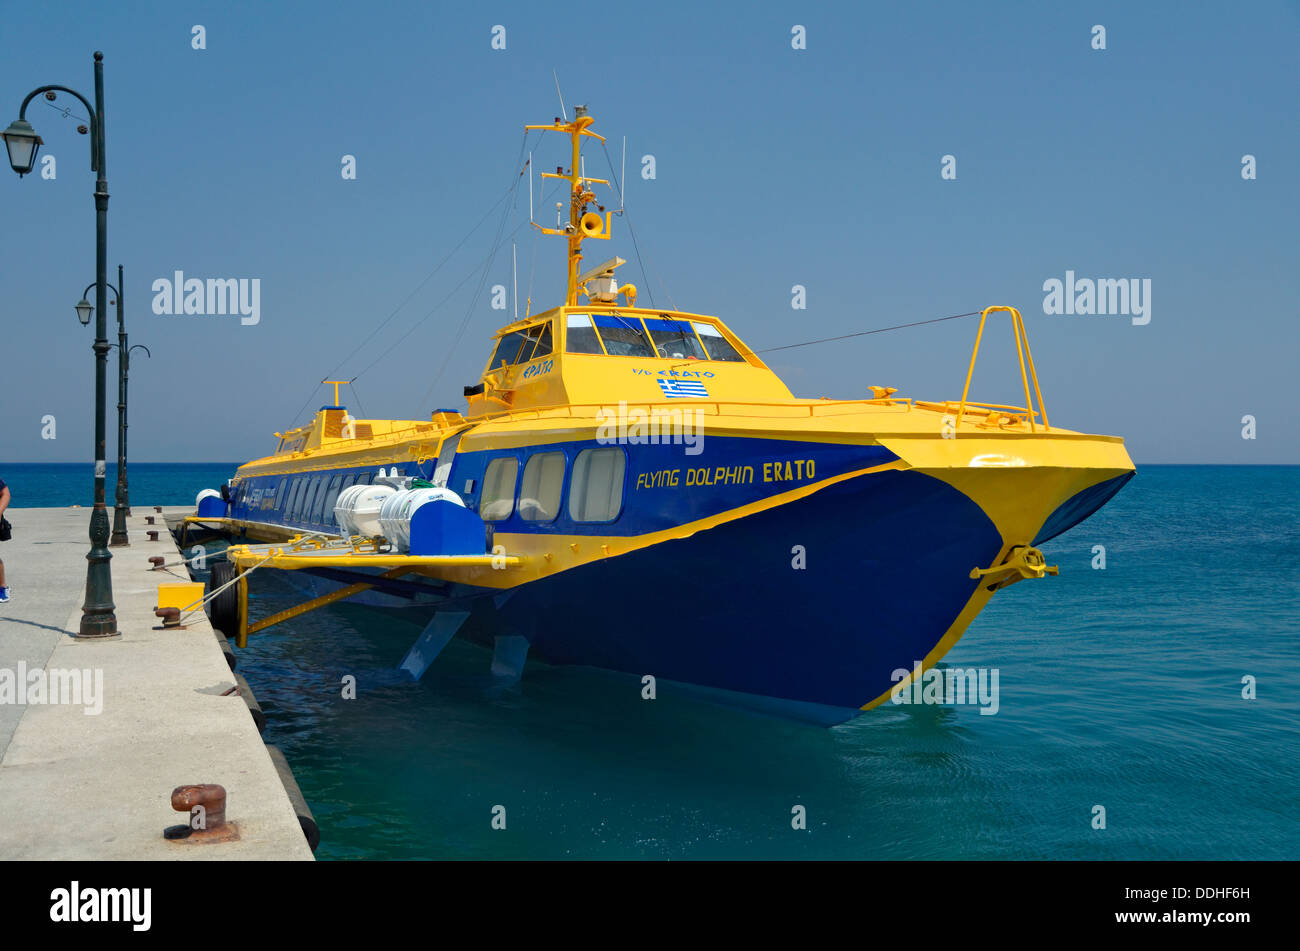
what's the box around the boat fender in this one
[206,562,240,637]
[265,744,320,853]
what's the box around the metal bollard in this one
[148,556,165,569]
[147,530,159,542]
[154,505,162,513]
[164,784,239,843]
[154,606,182,628]
[145,515,155,525]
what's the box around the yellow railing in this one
[957,306,1050,433]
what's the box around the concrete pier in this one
[0,506,313,860]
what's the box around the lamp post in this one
[3,52,117,637]
[76,265,148,546]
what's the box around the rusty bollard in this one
[154,606,181,629]
[148,556,165,570]
[164,784,239,843]
[154,505,162,514]
[147,530,159,542]
[145,515,155,525]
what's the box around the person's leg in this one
[0,556,6,589]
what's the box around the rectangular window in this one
[274,477,287,508]
[518,452,566,522]
[303,475,325,523]
[644,317,708,360]
[492,329,534,368]
[320,475,344,527]
[433,432,462,488]
[692,322,748,362]
[565,314,604,354]
[568,447,626,522]
[289,477,308,518]
[530,323,553,359]
[285,478,301,517]
[480,456,519,521]
[593,314,654,357]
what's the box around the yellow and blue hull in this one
[220,417,1133,724]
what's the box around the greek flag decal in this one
[657,379,709,399]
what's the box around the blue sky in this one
[1,0,1296,464]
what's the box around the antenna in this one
[528,150,534,223]
[620,135,626,210]
[512,242,518,322]
[553,69,567,122]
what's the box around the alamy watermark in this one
[0,663,103,715]
[152,271,260,325]
[891,661,999,715]
[596,400,704,455]
[1043,270,1150,325]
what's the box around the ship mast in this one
[526,104,612,306]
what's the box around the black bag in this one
[0,517,10,541]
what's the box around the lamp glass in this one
[75,298,93,326]
[2,120,41,176]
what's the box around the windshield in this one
[644,317,708,360]
[593,314,654,357]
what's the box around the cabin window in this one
[303,475,325,522]
[644,317,708,360]
[568,447,626,522]
[492,329,534,368]
[433,432,462,488]
[516,324,547,363]
[529,323,553,360]
[565,314,604,354]
[320,475,344,526]
[518,452,565,523]
[692,322,748,362]
[293,477,310,517]
[286,478,302,517]
[274,477,287,508]
[593,314,654,357]
[480,457,519,521]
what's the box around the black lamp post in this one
[77,265,149,546]
[3,52,117,637]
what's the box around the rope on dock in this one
[175,532,334,625]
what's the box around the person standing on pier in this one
[0,476,9,602]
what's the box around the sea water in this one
[16,463,1298,859]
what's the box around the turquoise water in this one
[225,465,1300,860]
[21,464,1298,859]
[0,462,237,508]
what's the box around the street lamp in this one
[6,52,117,638]
[76,264,146,546]
[1,117,42,176]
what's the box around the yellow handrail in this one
[957,306,1050,433]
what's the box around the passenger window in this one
[480,457,519,521]
[568,448,626,522]
[593,314,654,357]
[433,432,463,488]
[303,475,325,522]
[644,317,708,360]
[290,478,308,518]
[320,475,344,526]
[692,322,748,362]
[565,314,604,354]
[518,452,565,522]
